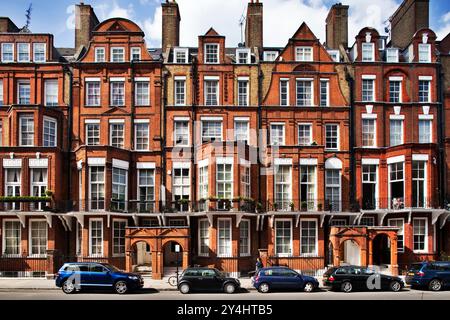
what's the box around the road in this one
[0,288,449,300]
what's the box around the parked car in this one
[252,266,319,293]
[55,262,144,294]
[177,267,241,294]
[405,261,450,291]
[322,265,404,293]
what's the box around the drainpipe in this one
[347,70,355,208]
[437,62,445,256]
[161,65,169,213]
[65,64,73,257]
[257,58,263,252]
[191,57,198,207]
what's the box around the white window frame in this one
[217,218,232,257]
[109,122,124,148]
[413,217,428,253]
[280,79,289,106]
[319,79,329,107]
[89,218,104,257]
[137,168,155,213]
[33,43,46,62]
[270,123,285,146]
[28,219,48,257]
[362,118,376,147]
[325,124,339,150]
[204,43,219,64]
[4,168,21,211]
[237,79,249,106]
[390,119,404,146]
[216,162,233,201]
[388,161,405,210]
[17,43,30,63]
[174,120,189,146]
[389,80,402,103]
[110,47,125,62]
[234,119,249,143]
[298,123,312,146]
[198,163,209,200]
[76,222,83,256]
[412,161,427,208]
[30,168,48,211]
[173,48,189,63]
[362,42,375,62]
[135,81,150,106]
[296,79,314,106]
[44,79,58,106]
[300,165,317,210]
[274,164,292,211]
[112,219,127,257]
[239,219,251,256]
[295,46,313,62]
[85,122,100,146]
[174,78,186,106]
[134,122,150,151]
[43,116,57,147]
[198,218,210,257]
[95,47,105,62]
[362,78,375,102]
[172,164,191,211]
[418,80,431,103]
[112,167,128,212]
[362,164,379,209]
[0,79,3,106]
[85,80,101,106]
[89,165,105,211]
[274,219,293,257]
[263,51,278,61]
[418,44,431,63]
[300,218,318,257]
[418,119,432,143]
[130,47,141,61]
[1,43,14,63]
[236,48,251,64]
[204,80,219,106]
[17,80,31,105]
[386,48,399,63]
[19,115,34,146]
[2,219,21,257]
[325,169,342,212]
[201,120,222,142]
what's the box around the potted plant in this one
[272,202,278,211]
[256,202,263,213]
[311,141,318,146]
[289,202,295,211]
[45,189,54,197]
[301,201,308,211]
[317,203,323,211]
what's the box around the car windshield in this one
[324,267,337,276]
[408,263,423,271]
[102,264,120,272]
[214,269,225,278]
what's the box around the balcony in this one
[0,196,54,212]
[262,199,358,213]
[358,197,441,211]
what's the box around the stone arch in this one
[339,239,361,266]
[130,240,152,273]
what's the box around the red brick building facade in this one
[0,0,449,278]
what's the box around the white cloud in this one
[94,0,135,21]
[435,11,450,40]
[142,0,401,48]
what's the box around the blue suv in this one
[406,261,450,291]
[55,262,144,294]
[252,266,319,293]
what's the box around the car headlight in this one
[128,275,139,280]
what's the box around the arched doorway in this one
[340,240,361,265]
[372,234,391,266]
[132,241,152,273]
[163,241,183,276]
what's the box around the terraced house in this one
[0,0,449,279]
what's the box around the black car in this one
[323,266,404,293]
[177,267,241,294]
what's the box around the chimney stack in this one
[389,0,429,49]
[0,18,19,33]
[245,0,263,51]
[325,3,349,50]
[75,2,99,50]
[162,0,181,52]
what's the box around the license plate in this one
[408,272,414,276]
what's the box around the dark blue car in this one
[55,262,144,294]
[405,261,450,291]
[252,266,319,293]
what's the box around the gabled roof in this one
[290,22,318,41]
[203,27,223,37]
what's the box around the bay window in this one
[20,115,34,146]
[412,161,426,208]
[138,169,155,212]
[173,165,190,212]
[89,218,103,256]
[325,169,341,211]
[389,161,404,209]
[300,165,316,210]
[201,120,222,142]
[89,166,105,211]
[274,165,291,210]
[43,117,57,147]
[111,167,127,212]
[362,164,377,209]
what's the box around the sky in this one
[2,0,450,48]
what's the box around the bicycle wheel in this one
[168,276,178,287]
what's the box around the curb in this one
[0,286,257,292]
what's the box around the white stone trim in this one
[84,119,100,124]
[390,114,405,120]
[216,157,234,165]
[85,77,101,82]
[412,154,429,161]
[418,114,434,120]
[174,116,190,121]
[200,116,223,121]
[234,116,250,121]
[389,76,403,81]
[174,76,186,80]
[325,157,342,169]
[204,76,220,81]
[362,113,377,119]
[418,76,433,81]
[237,76,249,81]
[112,159,129,170]
[87,158,106,166]
[173,162,191,169]
[29,158,49,168]
[387,155,405,164]
[274,158,292,165]
[198,159,209,168]
[362,74,376,80]
[361,158,380,165]
[108,119,125,124]
[134,77,150,82]
[2,159,22,168]
[299,158,318,165]
[137,162,156,169]
[110,77,126,82]
[134,119,149,123]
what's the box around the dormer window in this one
[95,47,105,62]
[204,43,219,64]
[111,47,125,62]
[418,44,431,63]
[295,47,313,62]
[173,48,188,63]
[386,48,399,63]
[33,43,46,62]
[362,43,375,62]
[130,47,141,61]
[327,50,340,62]
[17,43,30,62]
[263,51,278,62]
[236,48,251,64]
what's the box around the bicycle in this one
[168,274,180,287]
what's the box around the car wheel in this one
[258,283,270,293]
[114,281,128,294]
[179,283,190,294]
[62,280,76,294]
[428,279,442,292]
[303,282,315,293]
[390,280,402,292]
[224,283,236,294]
[341,281,353,293]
